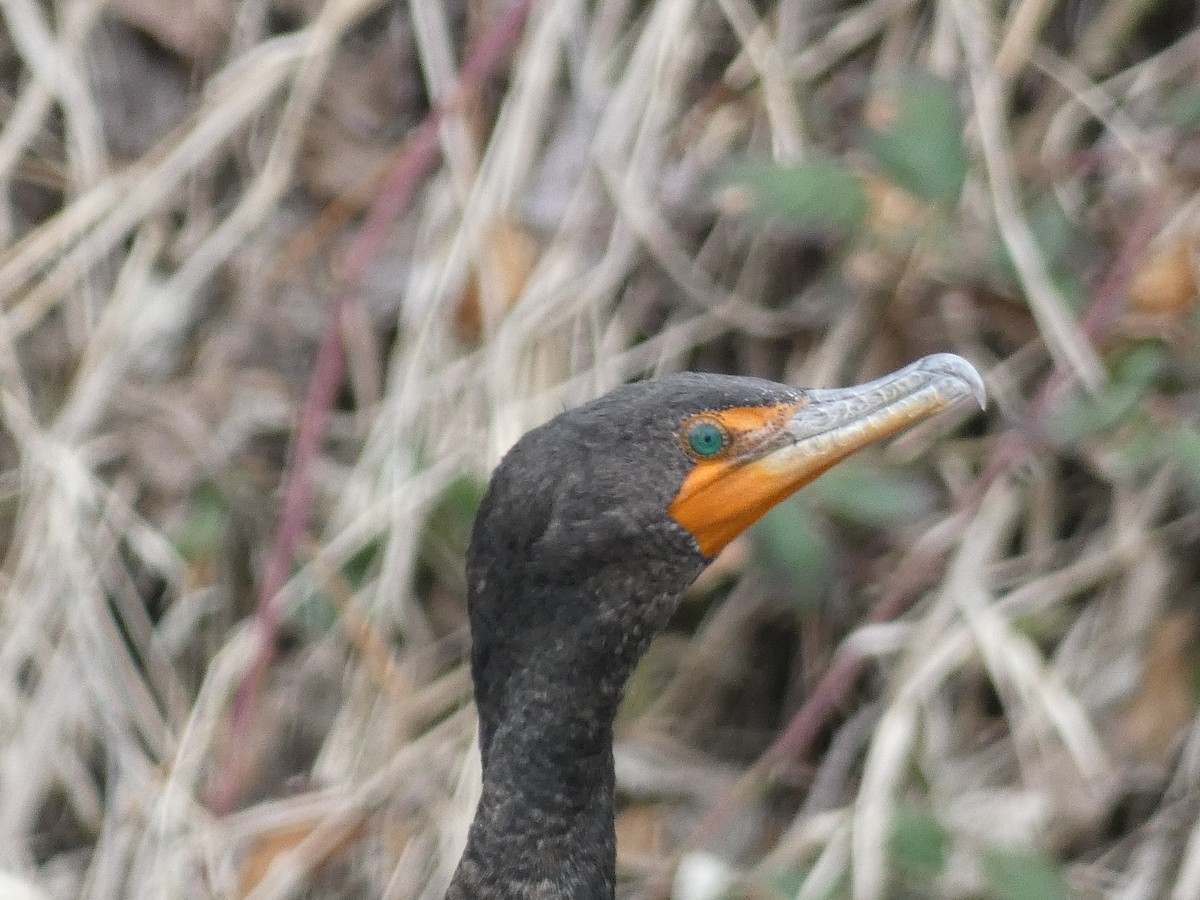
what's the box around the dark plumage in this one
[448,375,793,898]
[446,360,983,898]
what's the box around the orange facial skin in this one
[669,402,811,557]
[666,355,983,558]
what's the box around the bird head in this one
[452,355,984,894]
[464,354,983,697]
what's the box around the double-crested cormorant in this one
[446,354,984,899]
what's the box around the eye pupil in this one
[687,422,726,457]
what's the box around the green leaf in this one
[752,498,831,610]
[1167,87,1200,128]
[420,474,489,593]
[990,195,1081,292]
[1049,344,1165,442]
[173,484,230,563]
[889,805,948,876]
[1167,425,1200,490]
[808,464,933,529]
[866,73,966,205]
[1025,196,1078,272]
[1110,418,1168,478]
[1050,268,1088,315]
[724,161,870,233]
[427,475,488,549]
[439,474,487,522]
[769,867,808,895]
[342,538,382,589]
[771,867,847,900]
[982,848,1068,900]
[772,868,849,900]
[293,584,338,634]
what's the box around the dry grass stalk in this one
[0,0,1198,898]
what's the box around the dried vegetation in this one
[0,0,1199,897]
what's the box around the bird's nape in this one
[446,355,984,899]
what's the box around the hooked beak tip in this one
[915,353,986,411]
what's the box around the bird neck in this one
[451,664,620,898]
[450,580,679,899]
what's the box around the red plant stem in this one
[207,0,536,815]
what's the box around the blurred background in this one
[0,0,1198,897]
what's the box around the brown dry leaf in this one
[861,173,930,242]
[238,818,365,897]
[676,83,753,162]
[300,115,396,209]
[455,217,539,342]
[845,174,931,291]
[616,802,667,868]
[300,51,413,207]
[106,0,233,60]
[1128,237,1199,317]
[1119,612,1198,767]
[300,29,424,206]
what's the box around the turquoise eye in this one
[686,421,727,457]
